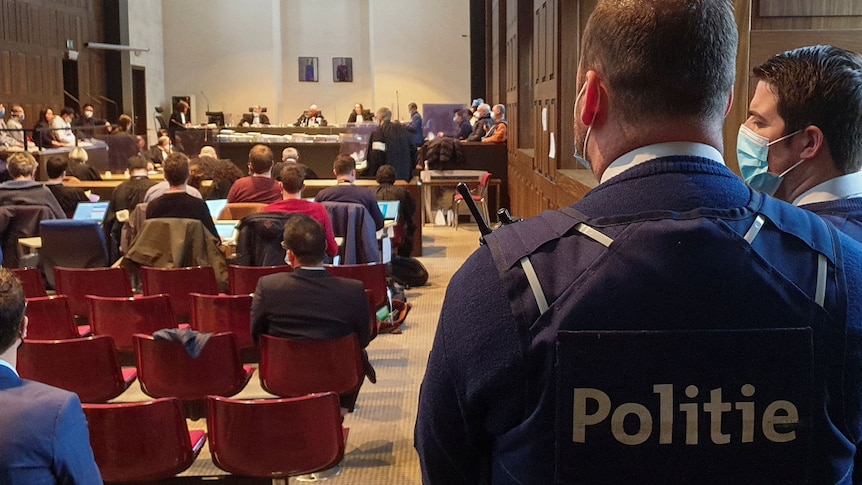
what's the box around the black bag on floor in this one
[387,255,428,287]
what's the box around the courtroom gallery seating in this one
[24,295,90,339]
[87,293,178,357]
[84,397,206,482]
[206,393,345,479]
[141,265,219,323]
[227,263,293,295]
[17,335,137,403]
[39,219,110,288]
[53,266,134,323]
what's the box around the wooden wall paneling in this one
[556,1,582,171]
[517,0,534,148]
[760,0,862,17]
[490,0,501,102]
[749,30,862,68]
[722,0,752,176]
[0,51,10,95]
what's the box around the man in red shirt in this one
[262,163,339,259]
[227,144,281,204]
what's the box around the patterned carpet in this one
[114,224,483,484]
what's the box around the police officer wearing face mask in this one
[73,103,112,139]
[739,45,862,242]
[416,2,862,483]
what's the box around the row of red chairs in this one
[25,292,255,353]
[21,333,362,481]
[84,392,346,482]
[13,264,294,301]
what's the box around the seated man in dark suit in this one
[250,214,371,414]
[374,164,417,257]
[314,154,385,230]
[0,152,65,219]
[146,152,218,237]
[0,268,103,483]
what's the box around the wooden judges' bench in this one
[66,177,424,257]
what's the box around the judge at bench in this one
[238,105,270,126]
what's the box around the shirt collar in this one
[298,266,326,271]
[600,142,725,184]
[793,171,862,206]
[0,358,18,377]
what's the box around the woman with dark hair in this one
[33,108,58,148]
[169,99,190,142]
[347,103,374,123]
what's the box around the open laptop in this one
[205,199,229,220]
[214,221,238,244]
[72,201,109,224]
[377,200,400,223]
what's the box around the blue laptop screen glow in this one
[72,202,109,223]
[206,199,228,219]
[377,201,400,221]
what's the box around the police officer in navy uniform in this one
[415,0,862,483]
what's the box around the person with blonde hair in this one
[0,152,65,218]
[66,146,101,181]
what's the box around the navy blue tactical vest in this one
[483,191,851,484]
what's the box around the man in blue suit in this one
[0,268,102,483]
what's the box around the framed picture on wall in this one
[333,57,353,82]
[299,57,318,82]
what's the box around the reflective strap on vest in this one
[744,214,827,309]
[815,253,827,308]
[743,215,765,244]
[520,222,615,316]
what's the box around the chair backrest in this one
[227,264,293,295]
[17,335,131,402]
[87,294,176,352]
[11,267,47,298]
[206,393,344,478]
[134,332,251,401]
[24,295,81,339]
[141,266,219,323]
[234,212,297,266]
[324,263,388,310]
[83,397,205,482]
[189,293,254,350]
[259,333,365,398]
[39,219,109,287]
[477,171,492,197]
[54,266,134,320]
[220,202,266,220]
[321,201,379,264]
[0,204,57,269]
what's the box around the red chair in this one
[325,262,412,336]
[87,294,177,354]
[25,295,90,339]
[53,267,134,321]
[141,266,219,323]
[227,264,293,295]
[207,393,345,478]
[17,336,137,403]
[259,333,365,399]
[452,171,492,229]
[134,332,254,402]
[11,267,47,298]
[190,293,254,352]
[84,398,206,482]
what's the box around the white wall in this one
[160,0,470,126]
[128,0,166,145]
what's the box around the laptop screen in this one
[214,221,237,243]
[72,202,109,223]
[206,199,228,220]
[377,200,400,221]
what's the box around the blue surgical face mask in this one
[737,124,803,196]
[573,82,596,170]
[0,108,5,119]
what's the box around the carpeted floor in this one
[114,224,483,484]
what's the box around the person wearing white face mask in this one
[740,45,862,242]
[73,103,112,139]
